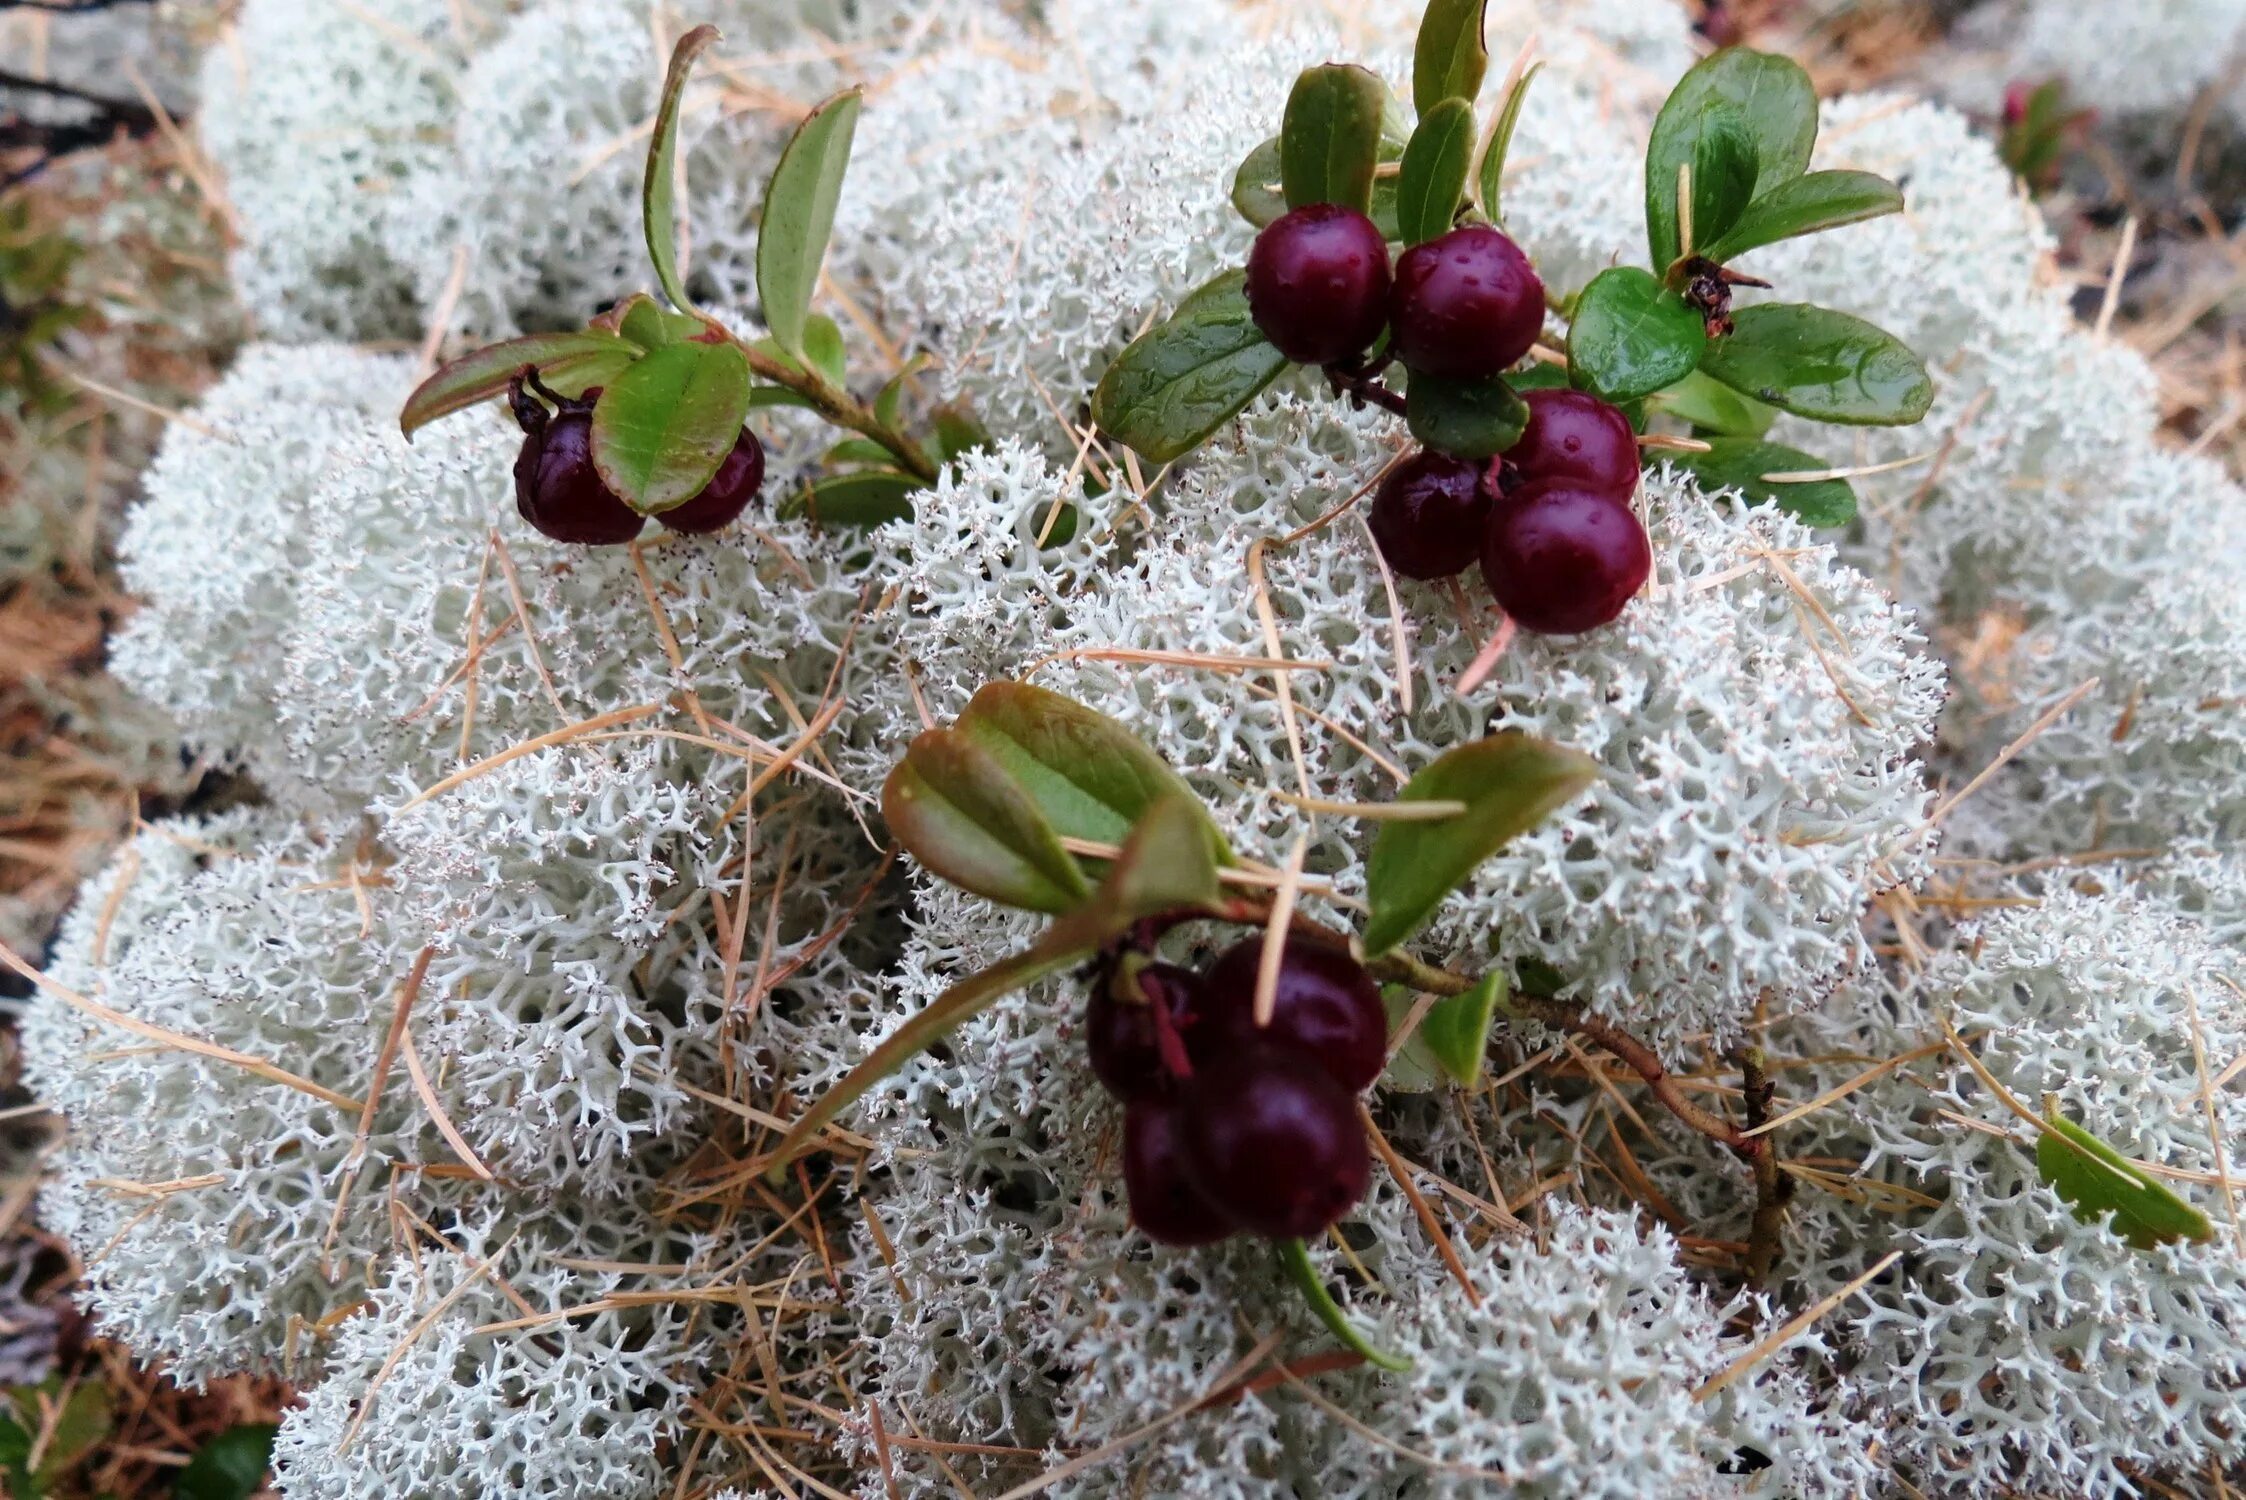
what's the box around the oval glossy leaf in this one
[1232,135,1287,228]
[1091,269,1288,464]
[1413,0,1488,114]
[1475,59,1541,222]
[1405,369,1528,459]
[1645,368,1775,437]
[1363,733,1599,956]
[1699,170,1905,266]
[1665,436,1856,527]
[1566,266,1706,405]
[1396,97,1477,245]
[758,88,862,362]
[399,331,639,438]
[178,1424,280,1500]
[883,728,1089,913]
[590,339,753,513]
[1699,303,1933,426]
[612,293,708,351]
[1280,63,1388,213]
[1647,48,1817,271]
[1688,116,1758,258]
[800,469,920,527]
[643,25,720,316]
[2036,1106,2215,1252]
[954,681,1230,867]
[765,797,1221,1177]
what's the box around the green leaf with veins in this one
[1663,436,1856,526]
[1234,134,1405,239]
[882,725,1089,914]
[589,339,752,513]
[1645,368,1775,436]
[1279,64,1388,213]
[1566,266,1706,404]
[797,469,920,528]
[1687,116,1758,257]
[1091,270,1288,463]
[1698,170,1903,265]
[1699,303,1933,426]
[1363,734,1598,956]
[1413,0,1489,114]
[398,331,640,437]
[1395,97,1477,245]
[2035,1100,2215,1251]
[1646,49,1817,271]
[764,797,1224,1177]
[1404,369,1528,459]
[757,87,862,361]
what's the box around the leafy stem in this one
[735,339,939,484]
[1277,1237,1413,1372]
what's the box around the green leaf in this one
[1687,116,1759,257]
[2036,1102,2215,1252]
[747,384,819,413]
[1280,64,1388,213]
[1417,970,1506,1087]
[1475,60,1541,222]
[757,87,862,361]
[799,469,920,527]
[1381,985,1447,1093]
[1091,269,1288,463]
[1363,733,1599,956]
[398,331,640,438]
[930,401,992,466]
[1644,368,1775,437]
[1566,266,1706,404]
[1276,1238,1413,1372]
[1235,134,1406,238]
[767,798,1222,1176]
[1413,0,1489,114]
[643,25,721,316]
[611,293,708,350]
[1395,97,1477,245]
[873,354,931,429]
[800,312,847,388]
[1404,370,1527,459]
[1699,303,1933,426]
[1664,436,1856,527]
[822,438,895,468]
[176,1424,280,1500]
[882,728,1089,914]
[30,1379,110,1489]
[953,682,1229,869]
[1646,48,1817,271]
[0,1411,33,1499]
[590,339,752,513]
[1698,170,1903,265]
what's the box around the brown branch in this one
[1734,1046,1792,1287]
[734,341,938,484]
[1324,361,1408,417]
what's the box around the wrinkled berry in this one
[1388,224,1545,380]
[1086,962,1206,1103]
[1480,479,1651,635]
[1123,1100,1235,1246]
[1198,936,1388,1093]
[1505,388,1639,497]
[1244,204,1393,366]
[1180,1047,1369,1240]
[510,380,644,546]
[657,429,766,534]
[1367,449,1491,581]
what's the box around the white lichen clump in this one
[20,0,2246,1495]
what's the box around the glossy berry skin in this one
[1367,449,1491,581]
[1122,1101,1235,1246]
[511,383,645,546]
[1480,479,1651,635]
[1086,962,1206,1103]
[1506,388,1639,497]
[1244,204,1393,366]
[1388,224,1545,380]
[657,429,766,534]
[1179,1047,1369,1241]
[1198,936,1388,1092]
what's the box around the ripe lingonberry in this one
[1480,479,1651,635]
[1198,936,1387,1093]
[1388,224,1545,380]
[656,429,766,534]
[1367,449,1491,581]
[1179,1047,1369,1240]
[1086,962,1205,1103]
[1122,1100,1234,1246]
[1244,204,1392,366]
[509,377,644,546]
[1504,388,1639,497]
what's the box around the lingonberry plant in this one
[1092,15,1933,633]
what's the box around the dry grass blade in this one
[396,701,665,809]
[1253,834,1309,1028]
[336,1233,519,1452]
[1692,1250,1901,1403]
[399,1024,496,1181]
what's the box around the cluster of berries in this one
[1244,206,1652,636]
[1087,934,1385,1246]
[508,373,765,545]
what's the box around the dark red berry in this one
[1197,936,1387,1093]
[1179,1047,1368,1241]
[1388,224,1545,380]
[510,380,644,546]
[657,429,766,534]
[1086,963,1205,1103]
[1505,388,1639,497]
[1122,1100,1235,1246]
[1367,449,1491,581]
[1244,204,1392,366]
[1480,479,1651,635]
